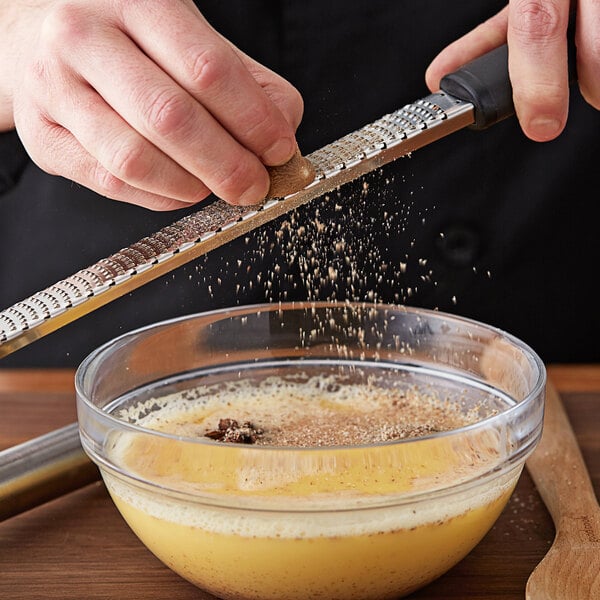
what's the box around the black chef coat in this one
[1,0,599,366]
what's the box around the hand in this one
[0,0,303,209]
[425,1,600,142]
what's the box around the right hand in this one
[0,0,303,210]
[425,1,600,143]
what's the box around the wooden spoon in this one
[525,381,600,599]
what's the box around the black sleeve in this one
[0,129,30,195]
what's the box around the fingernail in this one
[261,136,295,166]
[529,116,562,141]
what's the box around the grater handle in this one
[440,44,513,130]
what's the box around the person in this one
[0,0,599,368]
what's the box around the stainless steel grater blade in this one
[0,92,474,358]
[0,92,475,358]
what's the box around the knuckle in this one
[287,87,305,128]
[118,0,170,21]
[18,53,54,91]
[264,79,305,130]
[24,120,65,176]
[511,1,563,42]
[187,44,232,92]
[29,59,52,86]
[212,155,263,200]
[117,0,150,11]
[108,140,151,183]
[241,87,303,154]
[277,85,304,129]
[40,2,91,50]
[240,102,276,144]
[93,163,126,198]
[144,87,193,137]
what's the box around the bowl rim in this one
[75,300,546,452]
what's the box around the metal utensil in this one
[0,423,99,521]
[525,382,600,598]
[0,42,519,359]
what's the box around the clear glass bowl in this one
[76,301,545,600]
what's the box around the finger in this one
[208,25,304,133]
[236,52,305,133]
[16,107,192,211]
[425,8,509,91]
[40,5,270,205]
[575,3,600,110]
[120,1,297,166]
[204,18,304,132]
[47,76,212,205]
[78,33,270,205]
[507,0,571,141]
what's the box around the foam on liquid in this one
[105,371,517,539]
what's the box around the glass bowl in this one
[76,301,545,600]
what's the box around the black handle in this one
[440,22,577,130]
[440,45,513,130]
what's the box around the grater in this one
[0,43,516,359]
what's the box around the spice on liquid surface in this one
[126,373,489,448]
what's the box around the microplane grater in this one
[0,92,474,357]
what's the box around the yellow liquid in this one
[107,476,516,600]
[105,373,520,600]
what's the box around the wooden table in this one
[1,365,598,599]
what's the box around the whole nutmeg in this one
[266,148,315,199]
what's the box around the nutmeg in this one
[265,148,315,199]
